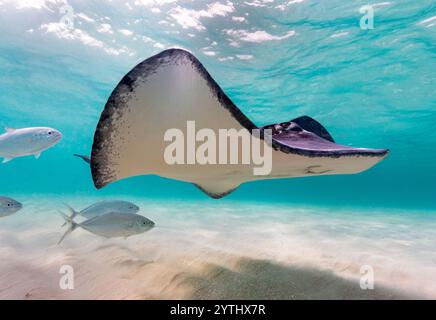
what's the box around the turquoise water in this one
[1,1,436,300]
[0,0,435,209]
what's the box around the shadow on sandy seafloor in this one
[0,236,422,300]
[146,257,417,300]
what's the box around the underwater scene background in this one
[0,0,435,299]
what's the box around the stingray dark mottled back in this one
[90,48,389,199]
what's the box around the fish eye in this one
[48,131,52,135]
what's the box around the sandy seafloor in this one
[1,195,435,300]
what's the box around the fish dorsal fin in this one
[4,127,15,133]
[193,181,241,199]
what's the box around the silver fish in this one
[65,201,140,220]
[0,127,62,163]
[0,196,23,217]
[59,212,154,244]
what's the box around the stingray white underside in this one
[91,49,388,198]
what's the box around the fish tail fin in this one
[58,210,78,244]
[2,157,13,164]
[61,204,79,227]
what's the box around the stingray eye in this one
[288,123,303,132]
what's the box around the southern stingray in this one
[89,48,388,199]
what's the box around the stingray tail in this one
[58,211,79,245]
[74,154,91,164]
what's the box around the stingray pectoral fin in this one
[263,115,335,142]
[91,48,256,190]
[269,121,388,177]
[194,181,241,199]
[290,116,335,143]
